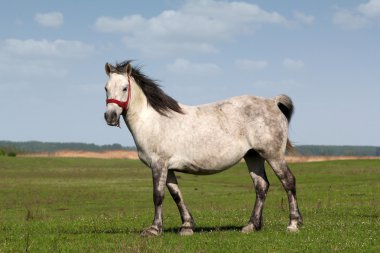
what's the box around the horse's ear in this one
[105,63,113,76]
[126,63,132,76]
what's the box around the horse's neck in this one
[124,80,148,121]
[123,80,160,150]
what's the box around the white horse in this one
[104,60,302,236]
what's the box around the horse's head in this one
[104,62,132,127]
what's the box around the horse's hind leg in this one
[267,158,303,232]
[242,150,269,233]
[166,170,195,235]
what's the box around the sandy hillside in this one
[21,150,380,163]
[285,155,380,163]
[21,150,139,159]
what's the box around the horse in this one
[103,60,303,236]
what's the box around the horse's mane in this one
[113,60,184,116]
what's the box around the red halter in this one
[106,76,132,111]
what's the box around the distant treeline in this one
[1,141,380,156]
[296,145,380,156]
[0,141,136,154]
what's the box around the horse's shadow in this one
[164,225,243,234]
[60,225,243,235]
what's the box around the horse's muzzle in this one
[104,111,120,127]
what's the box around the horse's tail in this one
[275,94,297,154]
[275,94,294,123]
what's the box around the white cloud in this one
[166,58,221,76]
[1,39,94,59]
[283,58,304,70]
[95,15,146,33]
[234,59,268,71]
[182,0,287,25]
[293,11,314,25]
[94,0,291,57]
[35,12,64,28]
[123,38,218,57]
[358,0,380,18]
[0,59,67,79]
[0,39,94,80]
[333,9,370,30]
[333,0,380,30]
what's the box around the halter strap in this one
[106,76,132,111]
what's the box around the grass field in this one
[0,157,379,252]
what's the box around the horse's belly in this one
[168,151,244,175]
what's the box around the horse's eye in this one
[123,87,128,92]
[104,87,108,92]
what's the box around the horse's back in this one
[164,95,289,172]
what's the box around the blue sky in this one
[1,0,379,146]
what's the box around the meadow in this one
[0,156,379,252]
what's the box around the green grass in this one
[0,157,379,252]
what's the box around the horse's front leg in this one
[141,164,168,237]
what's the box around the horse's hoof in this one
[140,226,161,237]
[179,227,194,236]
[287,219,300,233]
[241,223,254,233]
[287,224,299,233]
